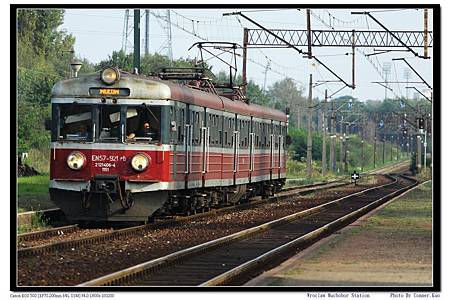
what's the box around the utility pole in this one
[361,140,364,172]
[390,135,393,161]
[330,100,336,173]
[263,61,270,92]
[166,10,173,62]
[321,90,328,176]
[145,10,150,55]
[339,116,343,173]
[133,9,141,73]
[344,124,349,173]
[352,29,356,88]
[382,62,391,101]
[373,126,377,169]
[361,123,364,173]
[306,73,313,179]
[408,134,412,156]
[382,134,385,165]
[416,105,422,171]
[242,29,249,96]
[423,118,427,169]
[306,9,312,59]
[305,9,313,179]
[424,8,429,58]
[122,9,130,53]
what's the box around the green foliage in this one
[15,9,423,179]
[17,211,50,234]
[97,50,202,75]
[288,127,324,161]
[23,147,51,174]
[17,100,50,150]
[18,174,50,197]
[246,80,272,106]
[17,9,76,155]
[267,78,305,110]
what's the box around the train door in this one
[187,106,204,189]
[171,103,188,189]
[235,116,250,185]
[184,105,192,189]
[232,115,239,186]
[249,118,255,183]
[277,122,283,179]
[222,113,235,187]
[204,109,221,187]
[201,108,210,187]
[269,121,274,180]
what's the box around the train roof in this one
[52,70,287,122]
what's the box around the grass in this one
[286,157,410,182]
[17,174,54,212]
[284,181,432,276]
[367,182,432,234]
[17,211,50,234]
[22,147,50,174]
[17,174,49,197]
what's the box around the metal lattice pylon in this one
[122,9,135,54]
[150,9,174,61]
[247,29,433,48]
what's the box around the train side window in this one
[58,104,93,141]
[215,115,219,144]
[169,106,176,144]
[177,108,185,144]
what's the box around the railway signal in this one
[418,117,425,129]
[403,128,408,137]
[351,171,360,186]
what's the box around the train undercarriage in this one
[50,178,285,223]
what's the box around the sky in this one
[60,8,433,102]
[3,4,446,299]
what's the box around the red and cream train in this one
[49,67,288,222]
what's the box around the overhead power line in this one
[150,9,303,86]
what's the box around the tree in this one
[97,51,202,75]
[267,78,306,128]
[17,9,76,151]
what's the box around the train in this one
[48,66,289,222]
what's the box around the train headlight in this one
[101,67,120,85]
[131,153,150,172]
[67,151,86,171]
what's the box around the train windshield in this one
[58,104,93,141]
[55,104,162,143]
[125,105,161,143]
[98,105,122,142]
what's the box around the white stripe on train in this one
[51,142,287,155]
[49,172,286,193]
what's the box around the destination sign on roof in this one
[89,88,130,97]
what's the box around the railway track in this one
[16,178,354,258]
[80,174,417,287]
[17,160,410,259]
[18,224,79,243]
[16,160,410,230]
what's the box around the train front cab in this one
[49,100,172,222]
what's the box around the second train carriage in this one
[49,67,288,222]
